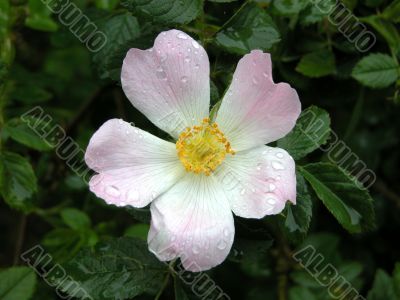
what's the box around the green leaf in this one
[0,0,10,40]
[95,0,120,10]
[124,223,150,240]
[11,84,52,103]
[382,0,400,23]
[215,3,281,55]
[296,49,336,78]
[25,0,58,32]
[272,0,308,16]
[362,16,400,54]
[393,263,400,297]
[299,0,336,25]
[352,53,399,89]
[281,173,312,242]
[93,13,140,80]
[124,0,202,25]
[61,237,167,299]
[289,286,316,300]
[0,267,37,300]
[367,269,397,300]
[298,163,375,233]
[61,208,91,231]
[0,152,38,212]
[277,105,331,160]
[4,117,53,151]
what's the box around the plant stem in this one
[13,214,27,265]
[154,272,171,300]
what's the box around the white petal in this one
[215,146,296,218]
[121,29,210,139]
[216,50,301,151]
[148,174,234,272]
[85,119,185,207]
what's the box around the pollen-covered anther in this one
[176,118,235,175]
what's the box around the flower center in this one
[176,118,235,176]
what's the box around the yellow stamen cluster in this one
[176,118,235,176]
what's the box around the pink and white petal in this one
[215,50,301,151]
[85,119,185,208]
[215,146,296,218]
[121,30,210,139]
[148,174,234,272]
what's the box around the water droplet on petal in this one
[223,228,230,237]
[217,240,227,250]
[276,152,284,159]
[194,64,200,69]
[184,56,191,63]
[269,183,276,192]
[177,32,188,39]
[272,161,285,170]
[106,185,120,197]
[252,76,258,84]
[192,245,200,254]
[156,67,167,80]
[192,40,200,49]
[181,76,188,83]
[240,189,246,195]
[256,163,262,170]
[267,198,276,205]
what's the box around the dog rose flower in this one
[85,29,301,272]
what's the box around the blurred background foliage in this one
[0,0,400,299]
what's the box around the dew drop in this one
[256,163,262,170]
[184,56,191,63]
[192,245,200,254]
[272,161,285,170]
[134,129,139,134]
[269,183,276,192]
[267,198,276,205]
[223,228,230,237]
[181,76,188,83]
[160,53,168,62]
[262,72,269,78]
[156,67,167,80]
[240,188,246,195]
[276,152,284,159]
[252,77,258,84]
[192,40,200,49]
[187,47,191,52]
[217,240,227,250]
[105,185,120,197]
[177,32,188,39]
[194,64,200,69]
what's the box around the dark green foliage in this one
[0,0,399,299]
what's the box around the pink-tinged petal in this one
[215,146,296,218]
[121,30,210,139]
[148,174,234,272]
[215,50,301,151]
[85,119,185,208]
